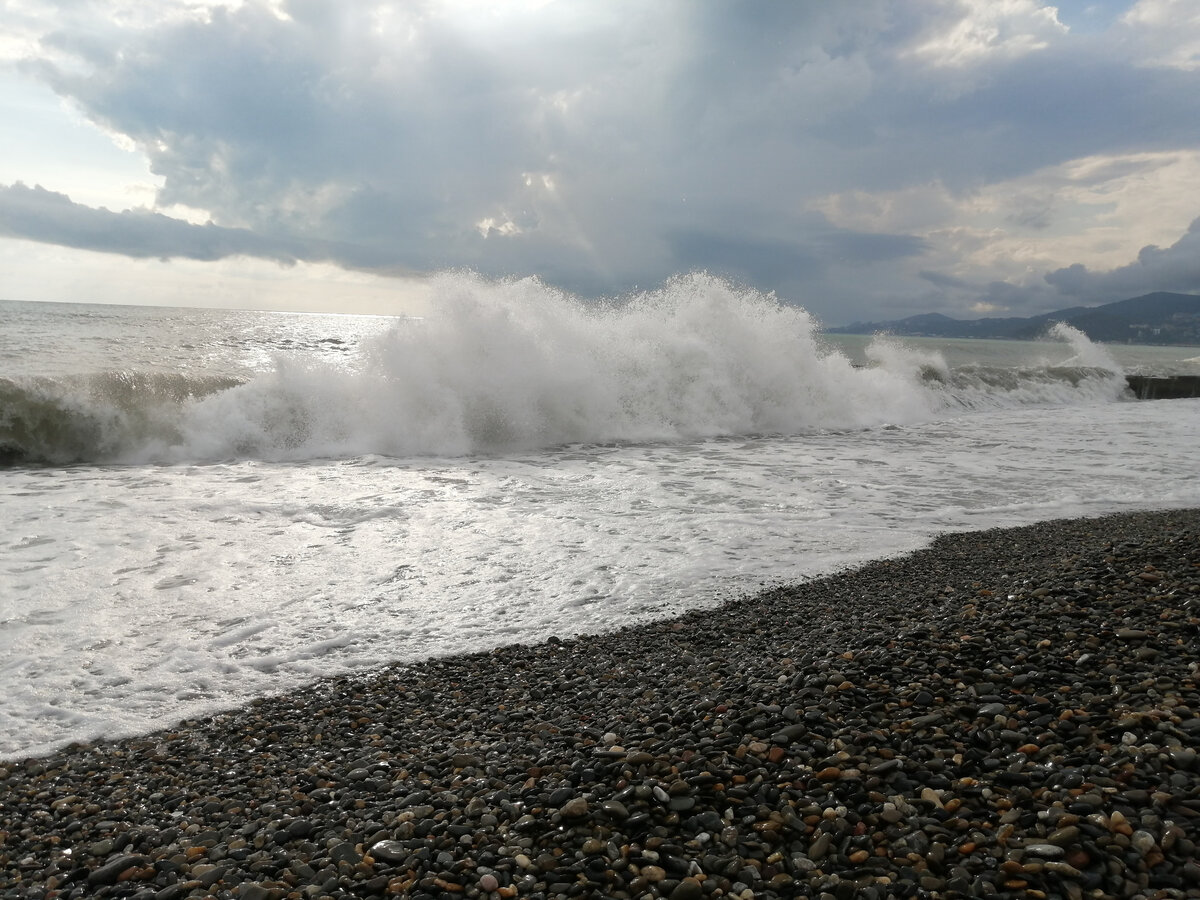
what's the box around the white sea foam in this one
[2,283,1197,759]
[0,275,1140,466]
[4,397,1199,759]
[149,274,1125,462]
[166,274,901,460]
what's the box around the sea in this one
[3,272,1199,760]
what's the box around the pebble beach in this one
[2,508,1198,900]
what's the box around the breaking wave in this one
[0,274,1130,466]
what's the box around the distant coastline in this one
[829,291,1200,346]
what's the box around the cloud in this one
[1045,217,1200,298]
[664,231,821,287]
[0,182,309,263]
[1119,0,1200,69]
[907,0,1068,69]
[816,150,1200,313]
[814,231,930,263]
[4,0,1200,323]
[919,269,971,290]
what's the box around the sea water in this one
[2,272,1198,759]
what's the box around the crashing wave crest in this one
[1,274,1130,466]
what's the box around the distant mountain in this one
[829,292,1200,345]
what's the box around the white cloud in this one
[908,0,1068,67]
[1119,0,1200,69]
[815,150,1200,302]
[475,216,521,238]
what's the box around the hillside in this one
[829,292,1200,345]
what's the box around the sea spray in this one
[173,273,944,460]
[1,273,1132,465]
[1048,321,1121,370]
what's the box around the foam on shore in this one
[1,509,1198,899]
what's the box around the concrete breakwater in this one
[1126,375,1200,400]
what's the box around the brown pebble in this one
[560,797,589,819]
[1043,861,1083,878]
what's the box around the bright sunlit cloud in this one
[815,150,1200,267]
[908,0,1068,67]
[1120,0,1200,69]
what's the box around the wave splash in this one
[0,372,241,466]
[1,274,1129,465]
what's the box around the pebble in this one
[1024,844,1066,859]
[559,797,589,819]
[367,840,406,864]
[1,510,1198,900]
[670,877,703,900]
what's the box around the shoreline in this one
[2,508,1198,899]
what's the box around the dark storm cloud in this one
[814,231,929,263]
[662,224,924,288]
[0,182,310,263]
[979,279,1054,312]
[891,56,1200,190]
[1045,217,1200,299]
[664,231,822,286]
[910,269,1062,316]
[919,270,971,290]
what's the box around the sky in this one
[1,0,1199,324]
